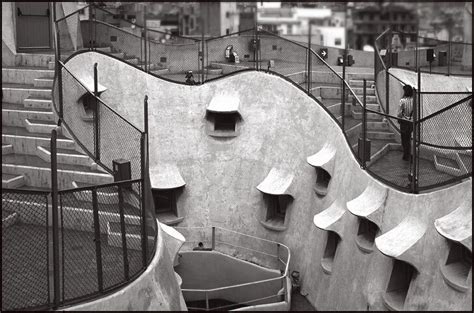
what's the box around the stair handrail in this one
[55,3,92,23]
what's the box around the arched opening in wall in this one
[261,194,292,231]
[205,112,241,138]
[152,187,184,225]
[314,167,331,197]
[321,231,340,274]
[440,241,472,292]
[383,260,417,311]
[355,218,379,253]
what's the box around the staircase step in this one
[349,79,375,88]
[350,94,376,103]
[352,103,380,112]
[36,145,93,167]
[150,68,170,75]
[2,66,55,84]
[2,105,54,127]
[24,97,53,110]
[351,110,383,121]
[347,73,374,81]
[25,118,58,134]
[123,57,139,65]
[137,62,157,71]
[366,121,391,131]
[72,181,119,204]
[33,77,54,88]
[351,87,375,96]
[14,53,55,68]
[2,83,52,104]
[366,131,396,140]
[2,143,13,155]
[2,173,26,189]
[2,210,19,228]
[48,61,55,70]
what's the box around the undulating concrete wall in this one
[2,2,16,59]
[63,52,472,311]
[66,223,187,311]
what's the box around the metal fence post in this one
[92,188,104,292]
[385,69,390,114]
[341,49,346,130]
[143,6,148,73]
[88,5,93,49]
[50,129,60,308]
[362,79,367,169]
[205,292,210,310]
[447,40,451,76]
[93,63,100,161]
[307,23,312,95]
[388,29,392,68]
[211,227,216,250]
[140,133,148,266]
[118,183,129,280]
[52,5,63,119]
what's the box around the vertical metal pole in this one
[447,40,451,76]
[211,227,216,250]
[201,18,205,83]
[93,63,100,161]
[143,6,148,73]
[415,26,419,72]
[140,133,148,266]
[388,29,392,68]
[92,188,104,292]
[50,129,60,308]
[362,79,367,169]
[89,5,93,49]
[205,292,210,310]
[307,22,312,95]
[118,183,129,280]
[385,69,390,114]
[93,5,96,50]
[53,4,63,120]
[341,49,346,130]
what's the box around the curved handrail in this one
[55,3,91,23]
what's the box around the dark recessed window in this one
[335,38,342,46]
[321,231,340,274]
[265,194,290,224]
[356,218,379,252]
[384,260,416,311]
[152,189,176,215]
[226,28,230,35]
[272,45,277,50]
[214,114,236,132]
[110,35,117,42]
[160,57,167,63]
[440,241,472,292]
[314,167,331,196]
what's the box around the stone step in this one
[2,143,13,155]
[366,131,397,140]
[25,118,58,134]
[72,181,119,204]
[2,173,26,189]
[351,110,383,121]
[33,77,54,88]
[14,53,55,68]
[2,84,51,104]
[3,125,75,154]
[123,57,139,65]
[150,68,170,75]
[48,61,55,70]
[349,79,375,88]
[2,66,55,85]
[24,97,53,110]
[2,210,19,228]
[137,62,157,71]
[2,154,113,189]
[36,145,93,168]
[351,87,376,96]
[2,104,54,127]
[366,121,391,131]
[351,103,380,112]
[350,94,376,103]
[346,73,374,81]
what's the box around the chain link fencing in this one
[2,190,51,311]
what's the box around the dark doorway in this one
[16,2,52,51]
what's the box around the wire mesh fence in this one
[2,190,51,311]
[59,180,146,304]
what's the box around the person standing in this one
[397,85,414,161]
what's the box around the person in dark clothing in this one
[397,85,414,161]
[185,71,196,85]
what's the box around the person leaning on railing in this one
[397,85,414,161]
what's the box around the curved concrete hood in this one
[207,93,240,113]
[74,74,108,94]
[434,197,472,252]
[307,143,336,174]
[375,218,426,271]
[347,182,388,227]
[256,167,295,197]
[150,163,186,189]
[313,199,346,238]
[160,222,186,267]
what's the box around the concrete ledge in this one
[257,168,295,198]
[150,163,186,189]
[434,197,472,252]
[307,143,336,175]
[160,223,186,267]
[375,217,426,272]
[346,182,388,228]
[313,199,346,239]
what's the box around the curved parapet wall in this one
[65,224,187,311]
[61,52,472,311]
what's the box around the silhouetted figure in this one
[185,71,196,85]
[397,85,414,161]
[193,242,205,251]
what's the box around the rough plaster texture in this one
[2,2,16,56]
[62,52,472,311]
[66,222,187,311]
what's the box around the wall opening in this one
[314,167,331,196]
[321,231,340,274]
[440,241,472,292]
[206,112,240,137]
[152,187,184,225]
[355,218,379,253]
[383,260,416,311]
[260,194,292,232]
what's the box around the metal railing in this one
[174,226,290,311]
